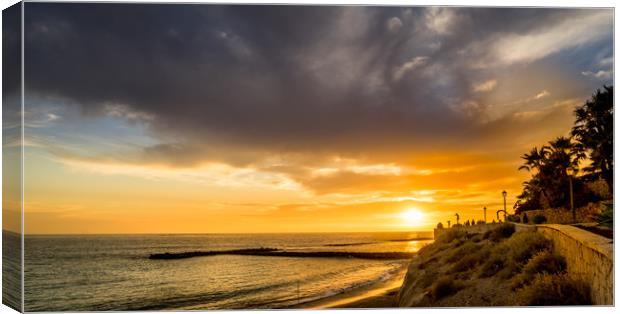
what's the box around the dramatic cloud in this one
[386,16,403,33]
[23,4,613,177]
[582,70,613,80]
[392,56,429,81]
[424,7,457,35]
[483,10,613,66]
[472,79,498,93]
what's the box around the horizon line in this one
[4,229,434,236]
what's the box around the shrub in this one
[524,251,567,275]
[496,259,522,279]
[416,242,451,262]
[598,203,613,229]
[517,274,591,305]
[417,256,439,270]
[418,269,439,288]
[585,179,612,199]
[435,229,467,244]
[506,215,521,223]
[532,214,547,224]
[470,234,483,243]
[476,220,485,225]
[522,213,529,224]
[446,242,479,263]
[511,251,566,290]
[501,231,551,264]
[436,222,444,229]
[429,276,461,300]
[479,254,505,278]
[449,247,490,274]
[483,223,515,242]
[480,231,551,278]
[449,255,478,273]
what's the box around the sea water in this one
[23,232,432,311]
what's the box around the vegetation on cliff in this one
[398,224,591,306]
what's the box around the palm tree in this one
[519,145,554,205]
[571,86,613,190]
[518,147,547,173]
[545,136,584,174]
[518,136,584,210]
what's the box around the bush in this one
[418,269,439,288]
[449,247,490,274]
[436,222,444,229]
[507,215,521,223]
[449,255,478,273]
[483,223,515,242]
[479,254,505,278]
[585,179,612,199]
[470,234,483,243]
[523,251,567,275]
[446,242,479,262]
[501,231,551,264]
[479,231,551,278]
[435,229,467,244]
[517,274,591,305]
[476,220,486,225]
[429,276,461,300]
[417,256,439,270]
[496,259,522,279]
[416,242,451,262]
[511,251,566,290]
[522,213,529,224]
[532,214,547,224]
[598,203,613,229]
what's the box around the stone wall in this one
[532,224,613,305]
[519,202,608,225]
[433,223,614,305]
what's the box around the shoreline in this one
[293,263,408,309]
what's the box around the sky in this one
[3,4,613,234]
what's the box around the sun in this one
[400,208,426,226]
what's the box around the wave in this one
[289,262,406,308]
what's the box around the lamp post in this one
[566,167,575,223]
[483,206,487,223]
[502,190,507,221]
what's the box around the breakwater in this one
[149,248,416,260]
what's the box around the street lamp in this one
[566,167,575,223]
[483,206,487,223]
[502,191,507,221]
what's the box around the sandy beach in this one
[295,265,408,309]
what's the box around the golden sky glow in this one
[19,141,547,234]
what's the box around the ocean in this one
[22,232,432,311]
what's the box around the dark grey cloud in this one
[24,4,613,166]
